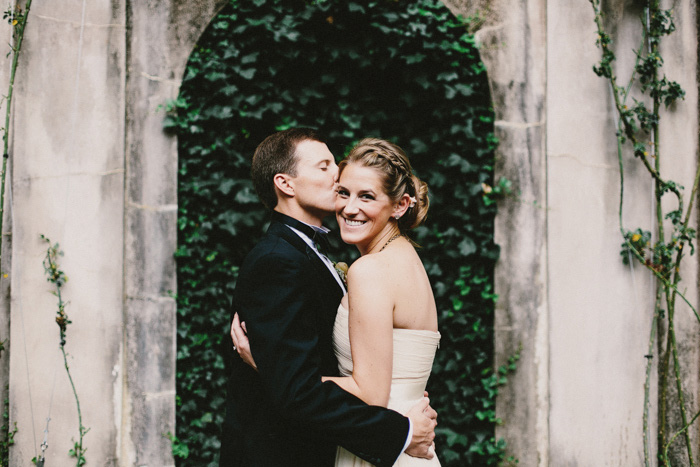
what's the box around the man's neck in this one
[273,205,326,228]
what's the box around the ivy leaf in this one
[458,237,477,256]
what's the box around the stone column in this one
[122,0,227,464]
[442,0,548,464]
[477,2,549,465]
[8,2,127,464]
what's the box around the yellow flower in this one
[632,233,641,242]
[481,183,492,194]
[335,261,348,275]
[334,261,348,285]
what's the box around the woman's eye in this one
[360,194,374,200]
[337,189,349,197]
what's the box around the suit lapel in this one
[267,221,345,301]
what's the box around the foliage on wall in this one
[167,0,506,465]
[591,1,700,465]
[40,236,88,467]
[0,2,32,465]
[0,339,14,467]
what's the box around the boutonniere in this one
[333,261,348,287]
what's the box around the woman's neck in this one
[360,226,402,256]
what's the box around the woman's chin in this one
[339,229,365,246]
[339,233,359,245]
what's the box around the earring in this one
[394,214,401,219]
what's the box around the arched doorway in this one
[171,2,497,465]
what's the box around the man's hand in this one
[404,397,437,459]
[231,313,257,370]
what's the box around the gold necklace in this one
[380,233,402,252]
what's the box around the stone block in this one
[124,206,177,299]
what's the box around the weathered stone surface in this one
[467,1,548,465]
[124,207,177,298]
[548,1,647,464]
[0,32,12,456]
[122,1,227,465]
[124,297,177,465]
[446,0,699,465]
[547,0,697,465]
[8,1,126,465]
[493,123,548,467]
[3,0,698,465]
[655,2,699,464]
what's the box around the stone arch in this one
[122,0,228,463]
[126,0,546,464]
[172,2,503,464]
[5,1,545,465]
[441,2,548,466]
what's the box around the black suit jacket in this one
[219,212,409,467]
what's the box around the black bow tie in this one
[271,211,331,254]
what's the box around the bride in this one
[324,138,441,466]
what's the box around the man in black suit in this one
[219,129,437,467]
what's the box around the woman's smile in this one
[342,218,367,227]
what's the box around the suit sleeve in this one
[237,250,409,467]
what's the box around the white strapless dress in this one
[333,304,441,466]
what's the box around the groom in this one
[219,128,437,467]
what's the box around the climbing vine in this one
[40,236,88,466]
[0,1,32,464]
[0,341,15,467]
[591,1,700,465]
[169,1,507,465]
[0,0,32,259]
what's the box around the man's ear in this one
[273,173,295,198]
[393,193,411,219]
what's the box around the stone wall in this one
[4,1,225,465]
[9,2,126,464]
[443,0,699,464]
[2,0,698,465]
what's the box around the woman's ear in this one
[393,193,411,219]
[273,173,295,198]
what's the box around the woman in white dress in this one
[323,138,441,466]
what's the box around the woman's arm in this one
[323,258,394,406]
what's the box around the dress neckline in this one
[337,303,441,338]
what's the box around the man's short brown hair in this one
[251,128,324,209]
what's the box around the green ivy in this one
[168,1,506,465]
[0,340,15,467]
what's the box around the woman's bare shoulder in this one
[347,252,392,282]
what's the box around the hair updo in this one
[338,138,429,233]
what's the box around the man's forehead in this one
[295,140,333,162]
